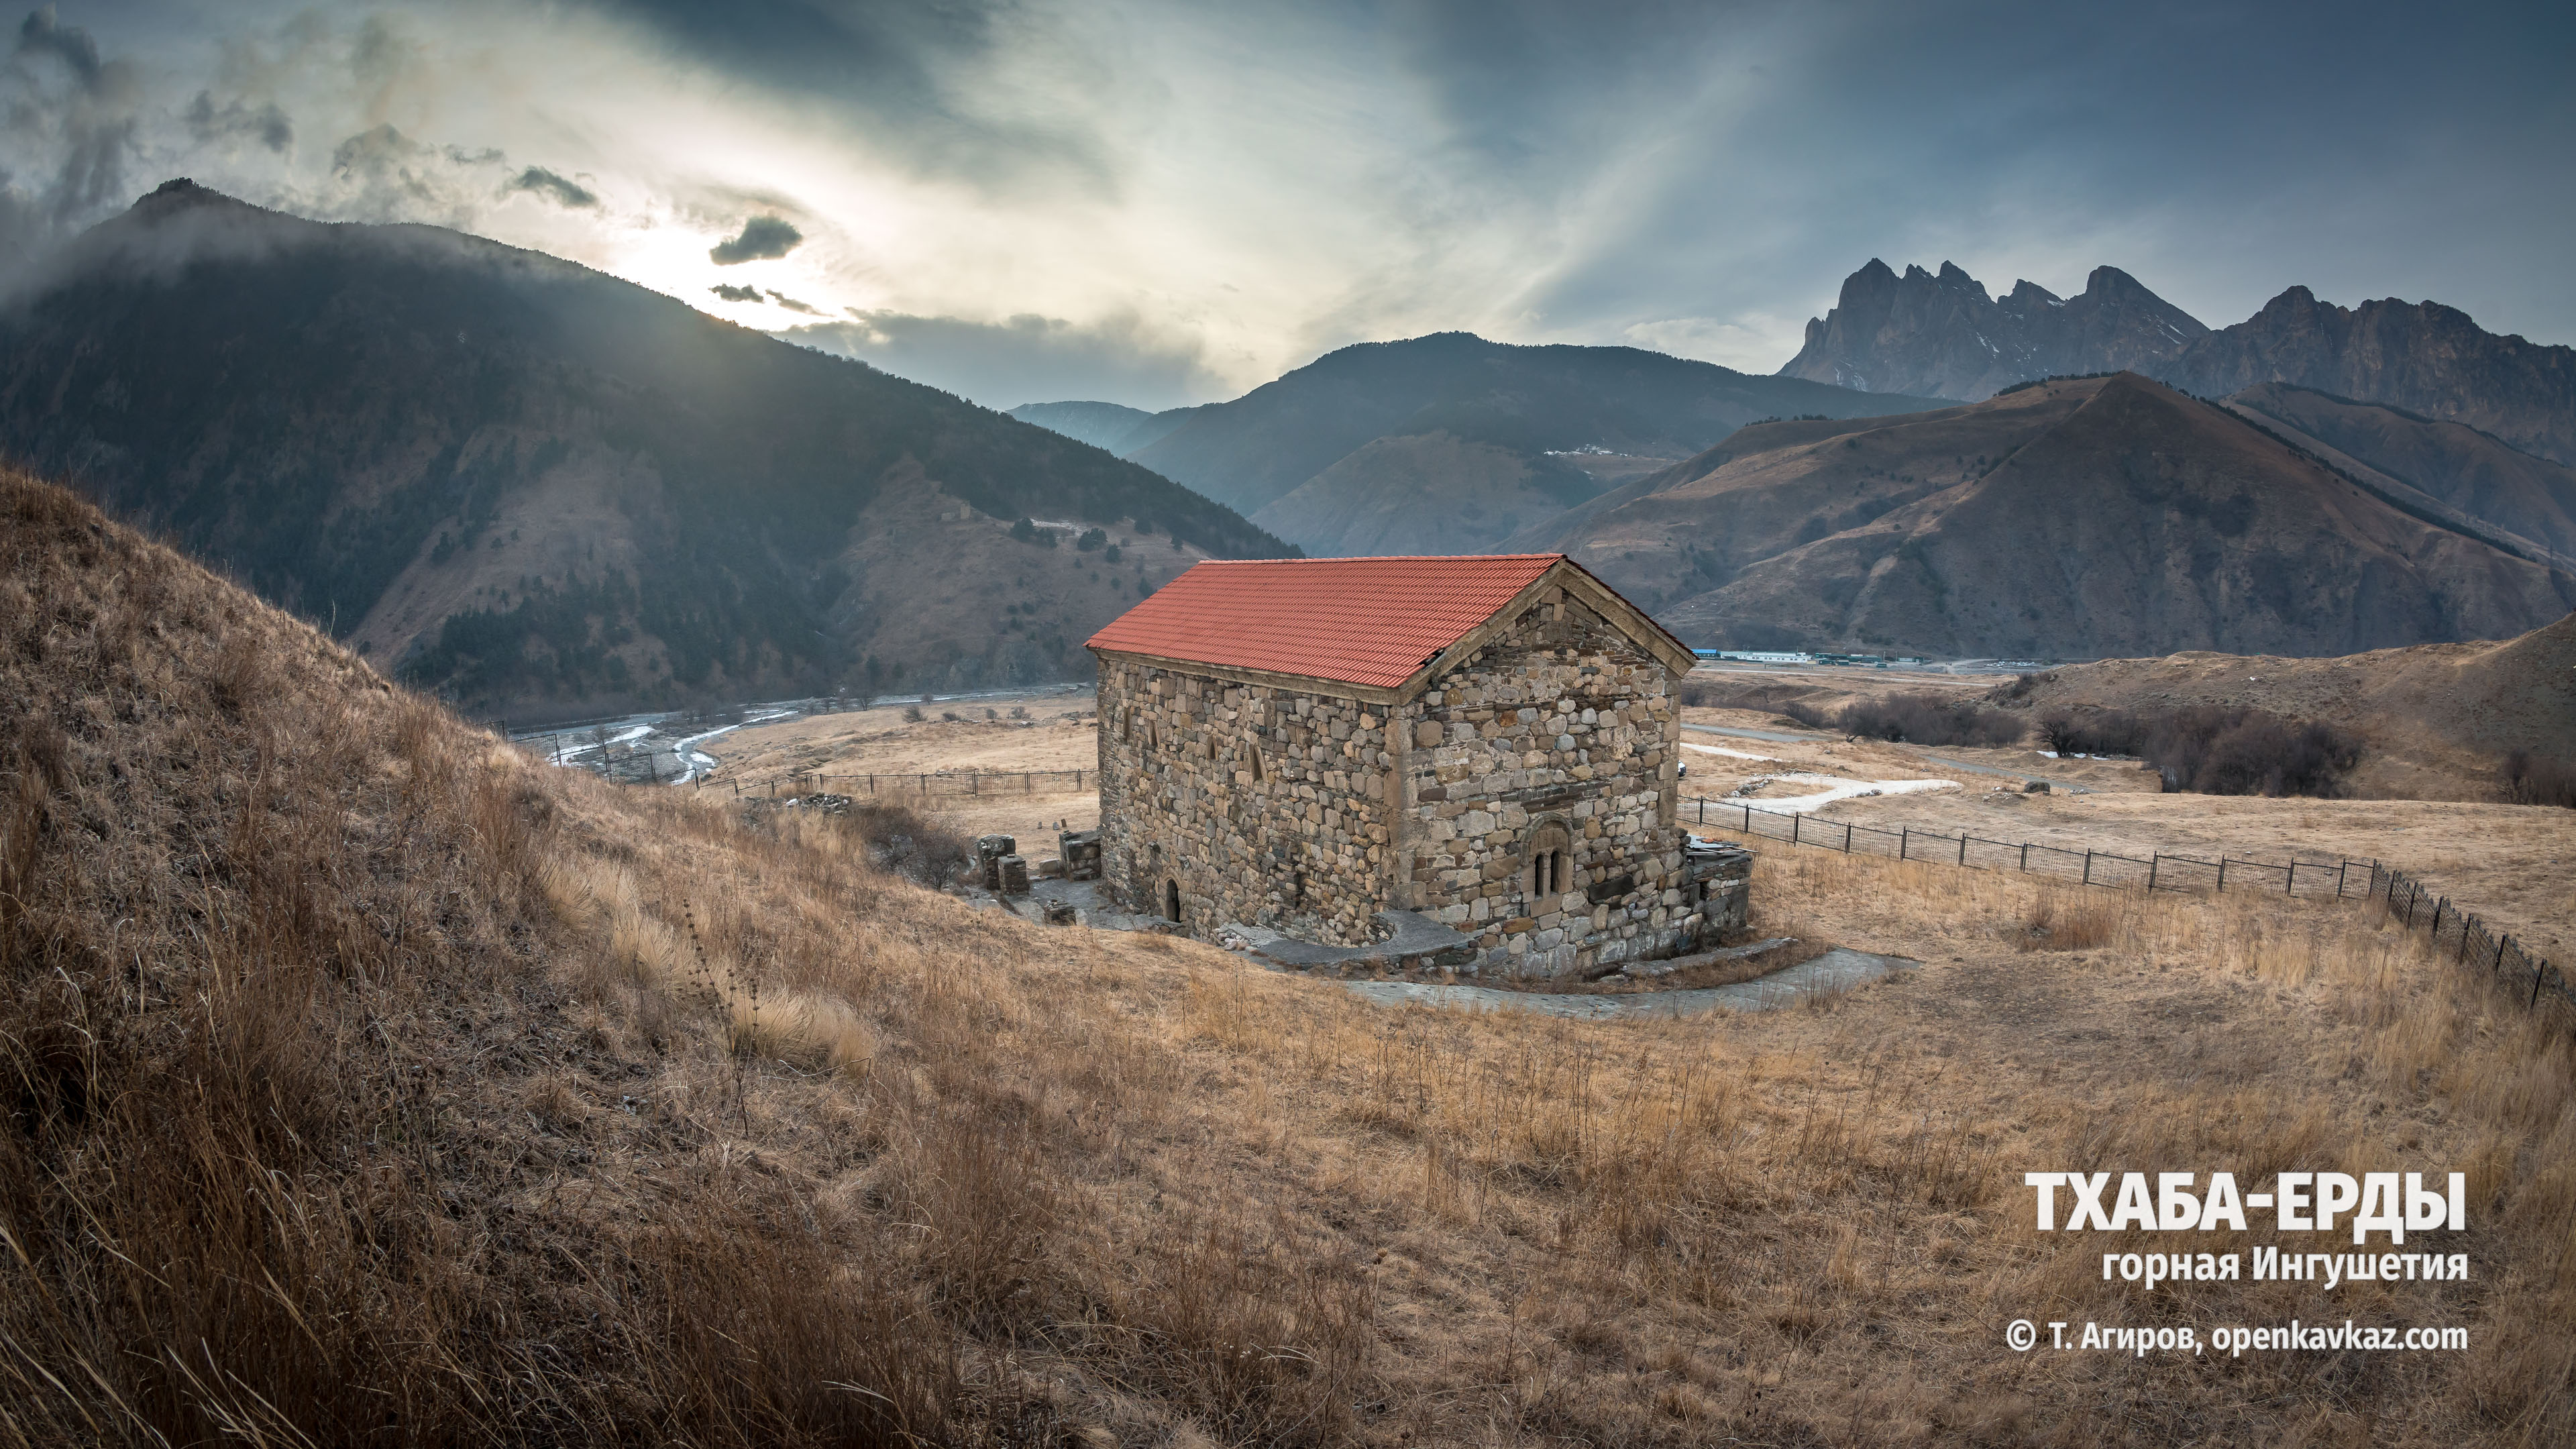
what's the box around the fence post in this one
[1900,827,1909,860]
[2082,849,2093,885]
[2536,951,2549,1008]
[1792,814,1801,845]
[2338,859,2349,898]
[2286,862,2296,896]
[2148,853,2159,892]
[1957,833,1967,865]
[1741,803,1750,830]
[2019,842,2027,871]
[2217,857,2226,891]
[1844,822,1853,854]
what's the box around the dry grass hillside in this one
[1511,374,2576,658]
[1994,613,2576,800]
[5,465,2573,1444]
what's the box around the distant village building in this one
[1084,553,1748,978]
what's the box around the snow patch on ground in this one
[1735,772,1958,814]
[1684,742,1776,762]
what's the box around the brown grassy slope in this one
[1993,612,2576,799]
[2225,383,2576,564]
[1248,431,1604,557]
[6,466,2575,1444]
[1526,373,2576,657]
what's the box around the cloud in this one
[708,282,759,302]
[765,289,819,314]
[0,4,144,268]
[708,213,801,264]
[782,309,1230,411]
[504,165,597,208]
[184,91,292,152]
[13,5,99,87]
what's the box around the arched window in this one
[1163,878,1183,923]
[1525,821,1573,901]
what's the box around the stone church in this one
[1084,553,1747,979]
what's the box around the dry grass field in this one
[1668,704,2576,972]
[5,466,2573,1444]
[696,693,1101,846]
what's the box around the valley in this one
[11,464,2564,1442]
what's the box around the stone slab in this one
[1218,909,1475,971]
[1330,947,1915,1019]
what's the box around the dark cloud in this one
[185,91,292,152]
[708,213,800,264]
[586,0,1107,191]
[2,4,144,264]
[504,166,597,207]
[766,289,820,314]
[708,282,761,302]
[14,5,100,88]
[782,309,1227,411]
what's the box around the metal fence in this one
[720,769,1094,799]
[1682,795,2374,900]
[1687,795,2569,1027]
[2371,865,2569,1018]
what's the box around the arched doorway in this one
[1162,878,1183,924]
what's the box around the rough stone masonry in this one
[1089,559,1750,979]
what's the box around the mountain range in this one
[1778,259,2576,466]
[1501,372,2574,659]
[5,181,2567,700]
[1014,333,1949,557]
[0,180,1287,717]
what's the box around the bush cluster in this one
[2039,705,2361,798]
[2503,749,2576,808]
[845,802,972,887]
[1780,690,2027,748]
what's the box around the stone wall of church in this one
[1395,585,1718,978]
[1093,657,1395,945]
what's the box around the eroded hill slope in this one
[1513,374,2575,657]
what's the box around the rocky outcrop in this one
[2171,289,2576,466]
[1776,260,2208,400]
[1782,260,2576,472]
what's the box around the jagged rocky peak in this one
[1778,258,2208,401]
[2172,286,2576,466]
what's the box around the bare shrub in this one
[845,801,971,886]
[2145,706,2359,796]
[2037,706,2145,756]
[1823,690,2026,747]
[2043,704,2360,797]
[2503,749,2576,808]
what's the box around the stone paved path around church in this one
[1332,947,1916,1020]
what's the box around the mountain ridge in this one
[1505,372,2575,658]
[1018,331,1950,556]
[1778,258,2576,468]
[0,180,1287,715]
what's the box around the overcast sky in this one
[5,1,2569,410]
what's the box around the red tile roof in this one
[1088,554,1638,691]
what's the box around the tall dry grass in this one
[3,463,2570,1443]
